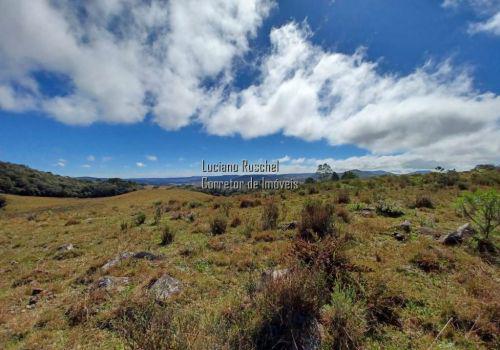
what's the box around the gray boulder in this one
[101,251,162,272]
[149,274,182,301]
[440,223,475,245]
[95,276,130,291]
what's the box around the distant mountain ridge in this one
[129,169,395,186]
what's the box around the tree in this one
[456,189,499,241]
[341,171,358,180]
[316,163,333,181]
[331,172,340,181]
[304,177,315,184]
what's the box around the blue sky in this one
[0,0,499,177]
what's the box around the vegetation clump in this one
[375,200,404,217]
[456,189,499,242]
[133,212,146,226]
[415,194,434,208]
[0,195,7,209]
[321,285,367,350]
[336,189,350,204]
[210,216,227,235]
[261,200,279,230]
[298,200,335,240]
[160,225,175,246]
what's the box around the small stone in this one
[393,232,407,241]
[440,223,475,245]
[397,220,411,233]
[95,276,130,291]
[57,243,74,251]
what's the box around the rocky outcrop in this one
[101,251,163,272]
[439,223,475,245]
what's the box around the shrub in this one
[261,200,279,230]
[307,186,319,195]
[298,200,335,241]
[0,195,6,209]
[240,198,260,208]
[210,216,227,235]
[230,216,241,228]
[375,200,404,218]
[153,205,162,225]
[133,212,146,226]
[336,190,350,204]
[336,207,351,223]
[188,201,202,209]
[415,194,434,209]
[292,236,351,285]
[64,218,80,226]
[113,300,177,350]
[160,225,175,246]
[321,285,367,350]
[456,189,499,241]
[120,221,128,231]
[341,171,358,180]
[251,269,327,350]
[304,177,315,184]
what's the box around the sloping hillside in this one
[0,161,140,198]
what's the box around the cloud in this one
[102,156,112,162]
[82,164,91,168]
[442,0,500,36]
[0,0,273,128]
[146,155,158,161]
[0,2,499,171]
[136,162,146,168]
[55,158,66,167]
[201,23,500,169]
[469,12,500,35]
[86,155,95,162]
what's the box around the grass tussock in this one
[298,200,335,241]
[261,200,279,230]
[210,216,227,235]
[160,225,175,246]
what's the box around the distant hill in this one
[130,170,393,186]
[0,161,140,198]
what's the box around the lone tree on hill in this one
[316,163,334,181]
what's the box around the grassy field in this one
[0,171,498,349]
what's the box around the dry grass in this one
[0,171,498,349]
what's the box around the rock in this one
[57,243,74,251]
[360,208,375,218]
[396,220,411,233]
[260,268,289,286]
[101,252,135,272]
[101,251,162,272]
[280,221,298,230]
[440,223,475,245]
[393,232,407,241]
[95,276,130,291]
[170,212,182,220]
[149,274,182,301]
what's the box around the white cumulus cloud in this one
[136,162,146,168]
[146,155,158,161]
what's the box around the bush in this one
[120,221,128,231]
[304,177,315,184]
[251,269,327,350]
[321,285,367,350]
[341,171,358,180]
[133,212,146,226]
[456,189,499,241]
[240,198,260,208]
[298,200,335,241]
[375,200,404,218]
[210,216,227,235]
[160,225,175,246]
[336,207,351,223]
[415,194,434,209]
[292,236,351,285]
[188,201,202,209]
[0,195,6,209]
[261,200,279,230]
[307,186,319,195]
[336,190,350,204]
